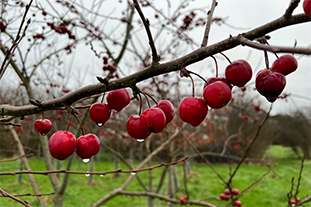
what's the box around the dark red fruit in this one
[220,193,230,201]
[89,103,111,126]
[235,201,242,207]
[225,60,252,87]
[271,55,298,76]
[49,131,76,160]
[232,188,239,195]
[179,97,208,127]
[34,119,52,136]
[179,197,184,203]
[203,81,232,109]
[106,88,131,111]
[204,77,232,89]
[255,69,286,102]
[126,115,151,139]
[303,0,311,17]
[154,100,175,124]
[140,108,166,133]
[76,134,100,159]
[224,189,231,195]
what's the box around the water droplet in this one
[85,173,90,177]
[97,122,103,127]
[82,158,90,163]
[41,133,46,136]
[136,139,144,143]
[131,172,136,175]
[100,174,104,177]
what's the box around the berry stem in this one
[66,114,72,132]
[41,112,44,120]
[72,113,85,136]
[188,74,195,97]
[264,50,270,69]
[138,93,142,115]
[211,55,219,77]
[100,92,106,103]
[188,71,209,86]
[220,52,232,64]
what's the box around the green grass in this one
[0,146,310,207]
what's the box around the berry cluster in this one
[127,100,174,142]
[255,55,297,102]
[179,59,252,127]
[219,189,241,206]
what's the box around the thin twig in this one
[133,0,159,63]
[201,0,218,47]
[226,104,273,187]
[0,188,32,207]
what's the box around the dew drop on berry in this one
[82,158,90,163]
[131,172,136,175]
[136,139,145,143]
[97,123,103,127]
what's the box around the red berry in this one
[235,201,242,207]
[224,189,231,195]
[232,188,239,195]
[203,81,232,109]
[225,60,252,87]
[296,197,300,202]
[179,97,208,127]
[140,108,166,133]
[34,119,52,136]
[179,197,184,203]
[89,103,111,126]
[153,100,175,124]
[290,200,296,205]
[126,115,151,139]
[76,134,100,159]
[255,69,286,102]
[271,55,298,76]
[204,77,232,89]
[234,145,242,151]
[106,88,131,111]
[303,0,311,17]
[49,131,77,160]
[220,193,226,200]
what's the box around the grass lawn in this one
[0,146,310,207]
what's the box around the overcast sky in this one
[2,0,311,116]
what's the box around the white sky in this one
[1,0,311,115]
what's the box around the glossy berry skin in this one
[224,190,231,195]
[154,100,175,124]
[255,69,286,102]
[179,97,208,127]
[106,88,131,111]
[179,197,184,203]
[49,131,76,160]
[204,77,232,90]
[76,134,100,159]
[271,55,298,76]
[232,188,239,195]
[89,103,111,126]
[220,193,230,201]
[225,60,252,87]
[126,115,151,139]
[34,119,52,136]
[303,0,311,17]
[140,108,166,133]
[203,81,232,109]
[235,201,242,207]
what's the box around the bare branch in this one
[133,0,159,63]
[201,0,218,47]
